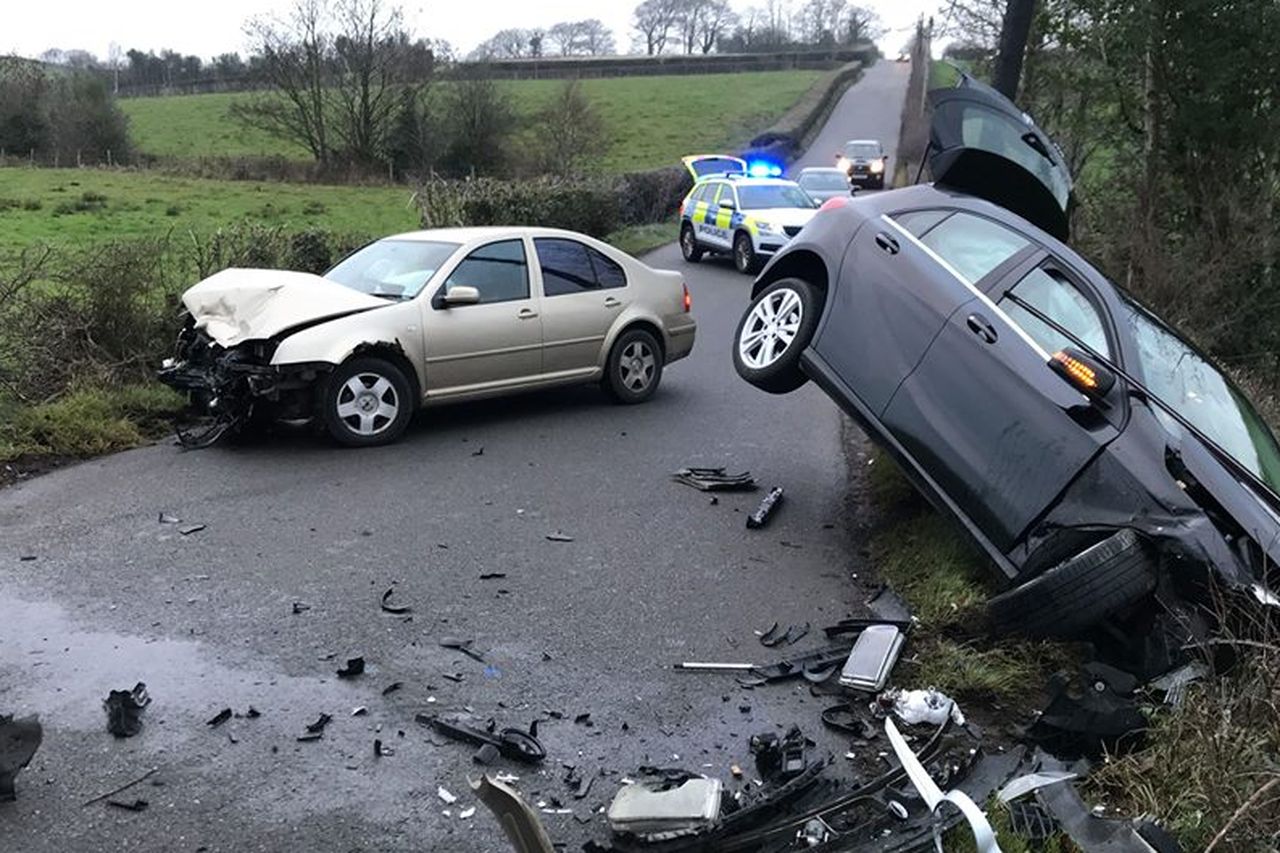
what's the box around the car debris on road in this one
[671,467,758,492]
[419,713,547,764]
[745,486,784,529]
[0,714,42,802]
[103,683,150,738]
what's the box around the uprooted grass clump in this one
[0,384,185,462]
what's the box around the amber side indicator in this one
[1049,347,1116,397]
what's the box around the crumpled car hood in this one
[182,268,387,347]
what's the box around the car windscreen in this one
[800,172,850,191]
[843,143,881,159]
[1127,307,1280,491]
[690,157,745,177]
[738,185,817,210]
[325,240,460,300]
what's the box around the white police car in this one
[678,155,821,275]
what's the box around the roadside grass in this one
[0,384,184,463]
[0,168,417,250]
[605,219,677,257]
[120,71,822,174]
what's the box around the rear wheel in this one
[321,356,414,447]
[604,328,663,404]
[680,223,704,262]
[733,231,760,275]
[733,278,820,394]
[987,529,1157,638]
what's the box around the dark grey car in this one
[734,76,1280,664]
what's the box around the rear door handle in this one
[874,232,900,255]
[518,308,538,319]
[604,297,622,308]
[966,313,998,344]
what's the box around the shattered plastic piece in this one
[440,637,486,663]
[352,706,368,717]
[106,798,149,812]
[607,776,722,840]
[545,532,575,542]
[0,714,42,802]
[821,704,877,739]
[750,727,809,781]
[839,625,905,692]
[104,683,150,738]
[442,672,466,683]
[884,688,965,726]
[672,466,758,492]
[336,656,366,678]
[998,771,1078,804]
[743,642,854,684]
[291,602,310,614]
[479,572,507,580]
[758,622,783,646]
[380,587,412,614]
[244,706,261,718]
[574,713,592,726]
[459,805,477,819]
[798,817,834,845]
[206,708,232,727]
[178,523,206,536]
[421,714,546,764]
[885,718,999,852]
[1036,773,1183,852]
[158,512,180,524]
[1028,665,1145,758]
[382,682,403,696]
[867,586,914,622]
[471,774,556,853]
[304,713,332,736]
[1151,660,1209,708]
[745,487,784,529]
[474,743,501,765]
[438,786,458,804]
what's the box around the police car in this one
[678,155,821,275]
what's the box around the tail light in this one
[819,196,850,212]
[682,282,691,313]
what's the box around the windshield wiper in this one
[369,290,408,301]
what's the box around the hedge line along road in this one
[0,61,910,852]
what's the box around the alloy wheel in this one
[619,341,657,392]
[738,288,803,369]
[335,373,399,436]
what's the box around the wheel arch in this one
[345,342,423,408]
[601,317,667,369]
[751,248,830,301]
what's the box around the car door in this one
[533,237,628,376]
[811,208,1034,418]
[422,238,542,397]
[882,239,1123,552]
[697,183,735,250]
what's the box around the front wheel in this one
[733,231,760,275]
[733,278,821,394]
[604,328,664,404]
[321,356,414,447]
[680,223,704,262]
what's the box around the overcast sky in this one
[2,0,939,62]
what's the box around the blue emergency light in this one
[747,160,783,178]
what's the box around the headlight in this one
[756,221,777,234]
[870,159,885,174]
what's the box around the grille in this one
[783,226,803,237]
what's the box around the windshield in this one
[325,239,460,299]
[800,172,850,191]
[688,156,745,178]
[738,185,817,210]
[1127,306,1280,491]
[843,143,881,159]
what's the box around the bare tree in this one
[472,28,534,59]
[578,20,616,55]
[694,0,737,52]
[330,0,421,165]
[633,0,682,55]
[841,5,883,44]
[534,79,609,176]
[548,21,590,55]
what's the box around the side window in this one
[589,247,627,289]
[535,238,597,297]
[1000,267,1111,357]
[892,209,951,237]
[693,184,711,204]
[918,212,1030,284]
[707,183,725,205]
[443,239,529,304]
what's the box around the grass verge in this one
[605,220,677,257]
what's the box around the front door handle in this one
[966,313,998,344]
[518,308,538,320]
[604,297,622,309]
[875,232,900,255]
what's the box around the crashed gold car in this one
[158,227,696,447]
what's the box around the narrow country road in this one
[0,61,910,852]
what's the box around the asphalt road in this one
[0,61,911,853]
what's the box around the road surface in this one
[0,61,910,852]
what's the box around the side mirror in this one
[441,285,481,307]
[1049,347,1116,399]
[720,199,737,210]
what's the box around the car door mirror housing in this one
[441,285,481,307]
[1049,347,1116,399]
[720,199,737,210]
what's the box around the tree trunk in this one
[992,0,1036,100]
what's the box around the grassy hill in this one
[120,71,822,173]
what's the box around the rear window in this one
[800,172,849,191]
[917,212,1030,283]
[689,157,745,178]
[843,142,882,158]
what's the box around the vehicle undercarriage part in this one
[884,718,1000,853]
[737,642,855,686]
[0,714,42,801]
[420,714,547,764]
[103,683,150,738]
[671,467,758,492]
[1033,770,1183,852]
[746,487,785,529]
[472,774,556,853]
[607,776,724,841]
[749,726,810,781]
[1027,663,1146,759]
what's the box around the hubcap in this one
[620,341,656,392]
[735,238,751,269]
[336,373,399,436]
[682,229,694,254]
[738,288,803,370]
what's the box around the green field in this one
[120,71,822,173]
[0,168,418,251]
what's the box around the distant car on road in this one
[795,167,853,203]
[837,139,888,189]
[678,155,821,275]
[159,227,696,447]
[896,52,911,63]
[734,74,1280,647]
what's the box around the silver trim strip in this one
[879,214,1051,360]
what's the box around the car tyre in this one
[604,327,664,404]
[733,278,821,394]
[733,231,760,275]
[987,529,1157,638]
[321,356,414,447]
[680,223,704,263]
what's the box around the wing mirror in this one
[720,199,737,210]
[1049,347,1116,399]
[439,285,481,307]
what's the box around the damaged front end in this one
[158,316,324,449]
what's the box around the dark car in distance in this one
[837,139,888,189]
[735,75,1280,662]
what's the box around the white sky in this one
[1,0,939,62]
